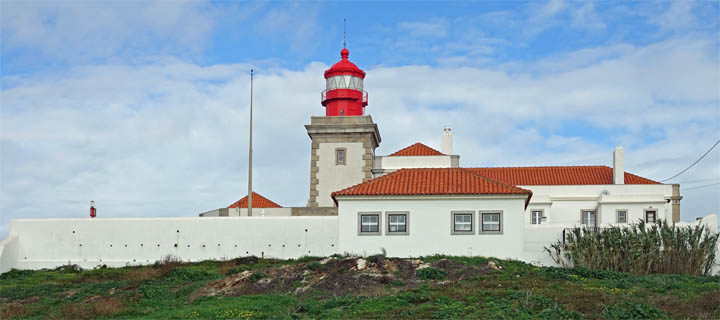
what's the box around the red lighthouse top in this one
[321,48,368,116]
[324,48,366,78]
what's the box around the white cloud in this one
[254,4,321,53]
[1,37,718,238]
[397,19,450,38]
[652,1,696,32]
[570,0,606,30]
[533,0,567,21]
[0,1,221,62]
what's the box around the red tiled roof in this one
[332,168,532,202]
[389,142,445,156]
[228,192,282,208]
[465,166,660,186]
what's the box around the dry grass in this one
[546,219,720,275]
[122,255,183,281]
[154,254,183,277]
[125,267,161,281]
[59,303,93,319]
[217,260,237,275]
[0,302,28,319]
[91,297,125,317]
[57,297,125,319]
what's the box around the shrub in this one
[603,301,669,319]
[54,264,82,274]
[416,267,447,280]
[389,280,405,287]
[0,269,34,280]
[165,267,215,283]
[367,254,384,265]
[545,219,719,276]
[248,272,266,282]
[233,256,259,265]
[306,262,325,271]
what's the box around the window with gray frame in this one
[358,212,381,235]
[335,148,346,165]
[531,210,543,224]
[582,210,596,228]
[645,210,656,223]
[451,212,474,234]
[617,210,627,223]
[481,212,502,233]
[386,212,409,235]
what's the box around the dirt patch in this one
[429,259,488,281]
[190,256,493,300]
[125,268,161,282]
[16,296,41,305]
[693,290,720,315]
[658,289,720,319]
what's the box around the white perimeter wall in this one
[336,196,526,259]
[376,155,455,171]
[0,217,338,273]
[317,142,365,207]
[200,208,292,217]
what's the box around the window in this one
[617,210,627,223]
[481,212,502,234]
[531,210,543,225]
[451,212,474,235]
[335,148,346,165]
[386,212,409,236]
[358,212,381,235]
[582,210,596,228]
[645,210,657,223]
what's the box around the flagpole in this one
[248,69,253,217]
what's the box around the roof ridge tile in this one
[389,142,445,156]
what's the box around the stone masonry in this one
[305,116,381,208]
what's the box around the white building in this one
[0,48,715,273]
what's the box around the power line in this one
[683,182,720,191]
[660,138,720,182]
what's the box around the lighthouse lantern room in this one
[321,48,368,116]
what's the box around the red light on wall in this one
[90,200,96,218]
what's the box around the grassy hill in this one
[1,255,718,319]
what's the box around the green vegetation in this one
[1,255,718,319]
[415,267,447,280]
[546,219,720,275]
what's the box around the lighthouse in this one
[305,47,381,207]
[321,48,368,116]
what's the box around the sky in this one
[1,0,719,237]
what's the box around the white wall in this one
[522,184,674,228]
[1,216,338,273]
[200,208,292,217]
[336,196,527,259]
[317,142,365,207]
[0,236,19,273]
[374,155,457,175]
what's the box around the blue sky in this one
[1,0,719,236]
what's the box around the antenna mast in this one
[247,69,253,217]
[343,18,347,48]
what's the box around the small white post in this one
[613,146,624,184]
[442,126,453,155]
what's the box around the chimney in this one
[613,145,624,184]
[442,126,453,155]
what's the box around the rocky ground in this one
[1,254,718,319]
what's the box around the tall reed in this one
[545,219,719,276]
